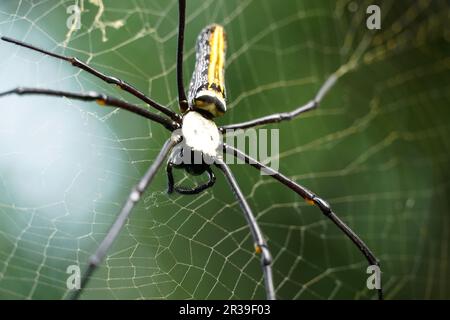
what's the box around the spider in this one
[0,0,382,300]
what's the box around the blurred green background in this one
[0,0,449,299]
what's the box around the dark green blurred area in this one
[0,0,449,299]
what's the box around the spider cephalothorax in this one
[167,111,221,194]
[0,0,382,301]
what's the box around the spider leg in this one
[177,0,188,111]
[223,143,383,300]
[220,74,337,131]
[69,135,181,300]
[215,158,275,300]
[0,87,178,131]
[0,36,181,122]
[167,163,216,195]
[167,162,176,194]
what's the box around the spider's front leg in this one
[69,134,181,300]
[215,158,275,300]
[223,143,383,300]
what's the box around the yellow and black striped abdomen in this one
[187,24,227,118]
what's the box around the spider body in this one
[167,23,227,194]
[0,0,382,301]
[187,24,227,117]
[167,110,220,191]
[180,111,221,159]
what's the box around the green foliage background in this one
[0,0,449,299]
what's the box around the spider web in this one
[0,0,449,299]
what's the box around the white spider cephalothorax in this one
[181,111,221,158]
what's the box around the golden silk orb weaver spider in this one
[0,0,382,300]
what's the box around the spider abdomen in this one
[187,24,227,118]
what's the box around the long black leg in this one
[223,144,382,300]
[1,36,181,122]
[69,136,181,300]
[0,87,178,131]
[220,74,337,131]
[177,0,188,112]
[215,158,275,300]
[167,163,216,195]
